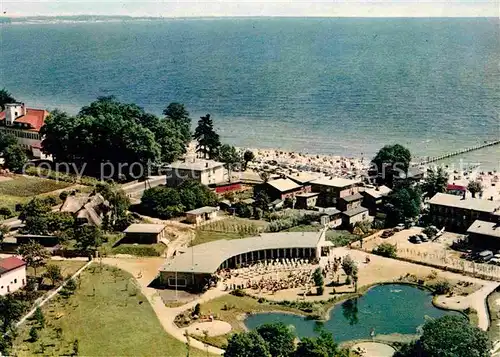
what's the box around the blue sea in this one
[1,18,499,168]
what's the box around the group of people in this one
[217,258,318,293]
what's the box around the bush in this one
[29,326,39,342]
[431,280,452,295]
[230,289,246,297]
[111,244,165,257]
[0,206,13,218]
[372,242,397,258]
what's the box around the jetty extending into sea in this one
[413,139,500,167]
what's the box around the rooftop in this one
[0,256,26,274]
[160,231,323,274]
[428,193,500,213]
[467,220,500,239]
[295,192,320,198]
[266,178,302,192]
[317,207,341,216]
[0,108,49,132]
[341,192,364,202]
[286,172,318,184]
[185,206,218,215]
[362,185,392,199]
[167,159,224,171]
[342,206,369,217]
[311,177,361,188]
[123,223,166,234]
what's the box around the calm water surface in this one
[1,18,499,165]
[244,284,462,342]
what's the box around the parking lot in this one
[358,227,500,280]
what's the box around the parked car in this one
[477,250,494,262]
[394,224,405,232]
[488,258,500,266]
[381,230,394,238]
[409,235,422,244]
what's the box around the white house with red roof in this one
[0,256,27,296]
[0,103,50,158]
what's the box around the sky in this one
[1,0,498,18]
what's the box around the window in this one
[14,279,17,284]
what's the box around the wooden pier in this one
[412,139,500,167]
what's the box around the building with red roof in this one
[0,256,27,295]
[0,103,50,158]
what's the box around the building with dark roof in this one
[428,193,500,232]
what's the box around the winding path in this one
[102,257,227,355]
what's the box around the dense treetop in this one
[41,97,189,177]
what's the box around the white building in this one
[0,103,50,158]
[0,256,27,296]
[166,158,226,187]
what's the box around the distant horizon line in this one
[1,14,498,20]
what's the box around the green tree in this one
[29,326,39,342]
[43,264,63,287]
[0,294,26,332]
[96,183,131,228]
[218,144,241,181]
[256,322,296,357]
[397,315,491,357]
[372,242,397,258]
[0,132,17,153]
[34,306,45,328]
[312,267,324,295]
[17,240,50,277]
[224,330,271,357]
[372,144,412,187]
[341,255,357,281]
[243,150,255,170]
[19,197,51,222]
[423,166,448,198]
[41,98,165,177]
[163,102,192,144]
[0,89,16,111]
[294,330,345,357]
[193,114,221,159]
[3,144,27,172]
[255,190,271,212]
[74,225,103,255]
[467,180,483,198]
[385,186,421,227]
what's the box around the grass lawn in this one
[190,217,268,246]
[13,264,208,357]
[28,260,87,281]
[0,176,73,211]
[189,294,309,348]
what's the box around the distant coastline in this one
[1,15,498,25]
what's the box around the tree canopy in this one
[193,114,221,159]
[163,102,192,144]
[3,144,27,172]
[41,97,189,178]
[423,167,448,198]
[372,144,412,186]
[17,240,50,277]
[140,180,218,219]
[0,132,17,153]
[395,315,491,357]
[0,89,16,111]
[218,144,241,179]
[224,330,271,357]
[467,180,483,198]
[256,323,296,357]
[384,185,421,227]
